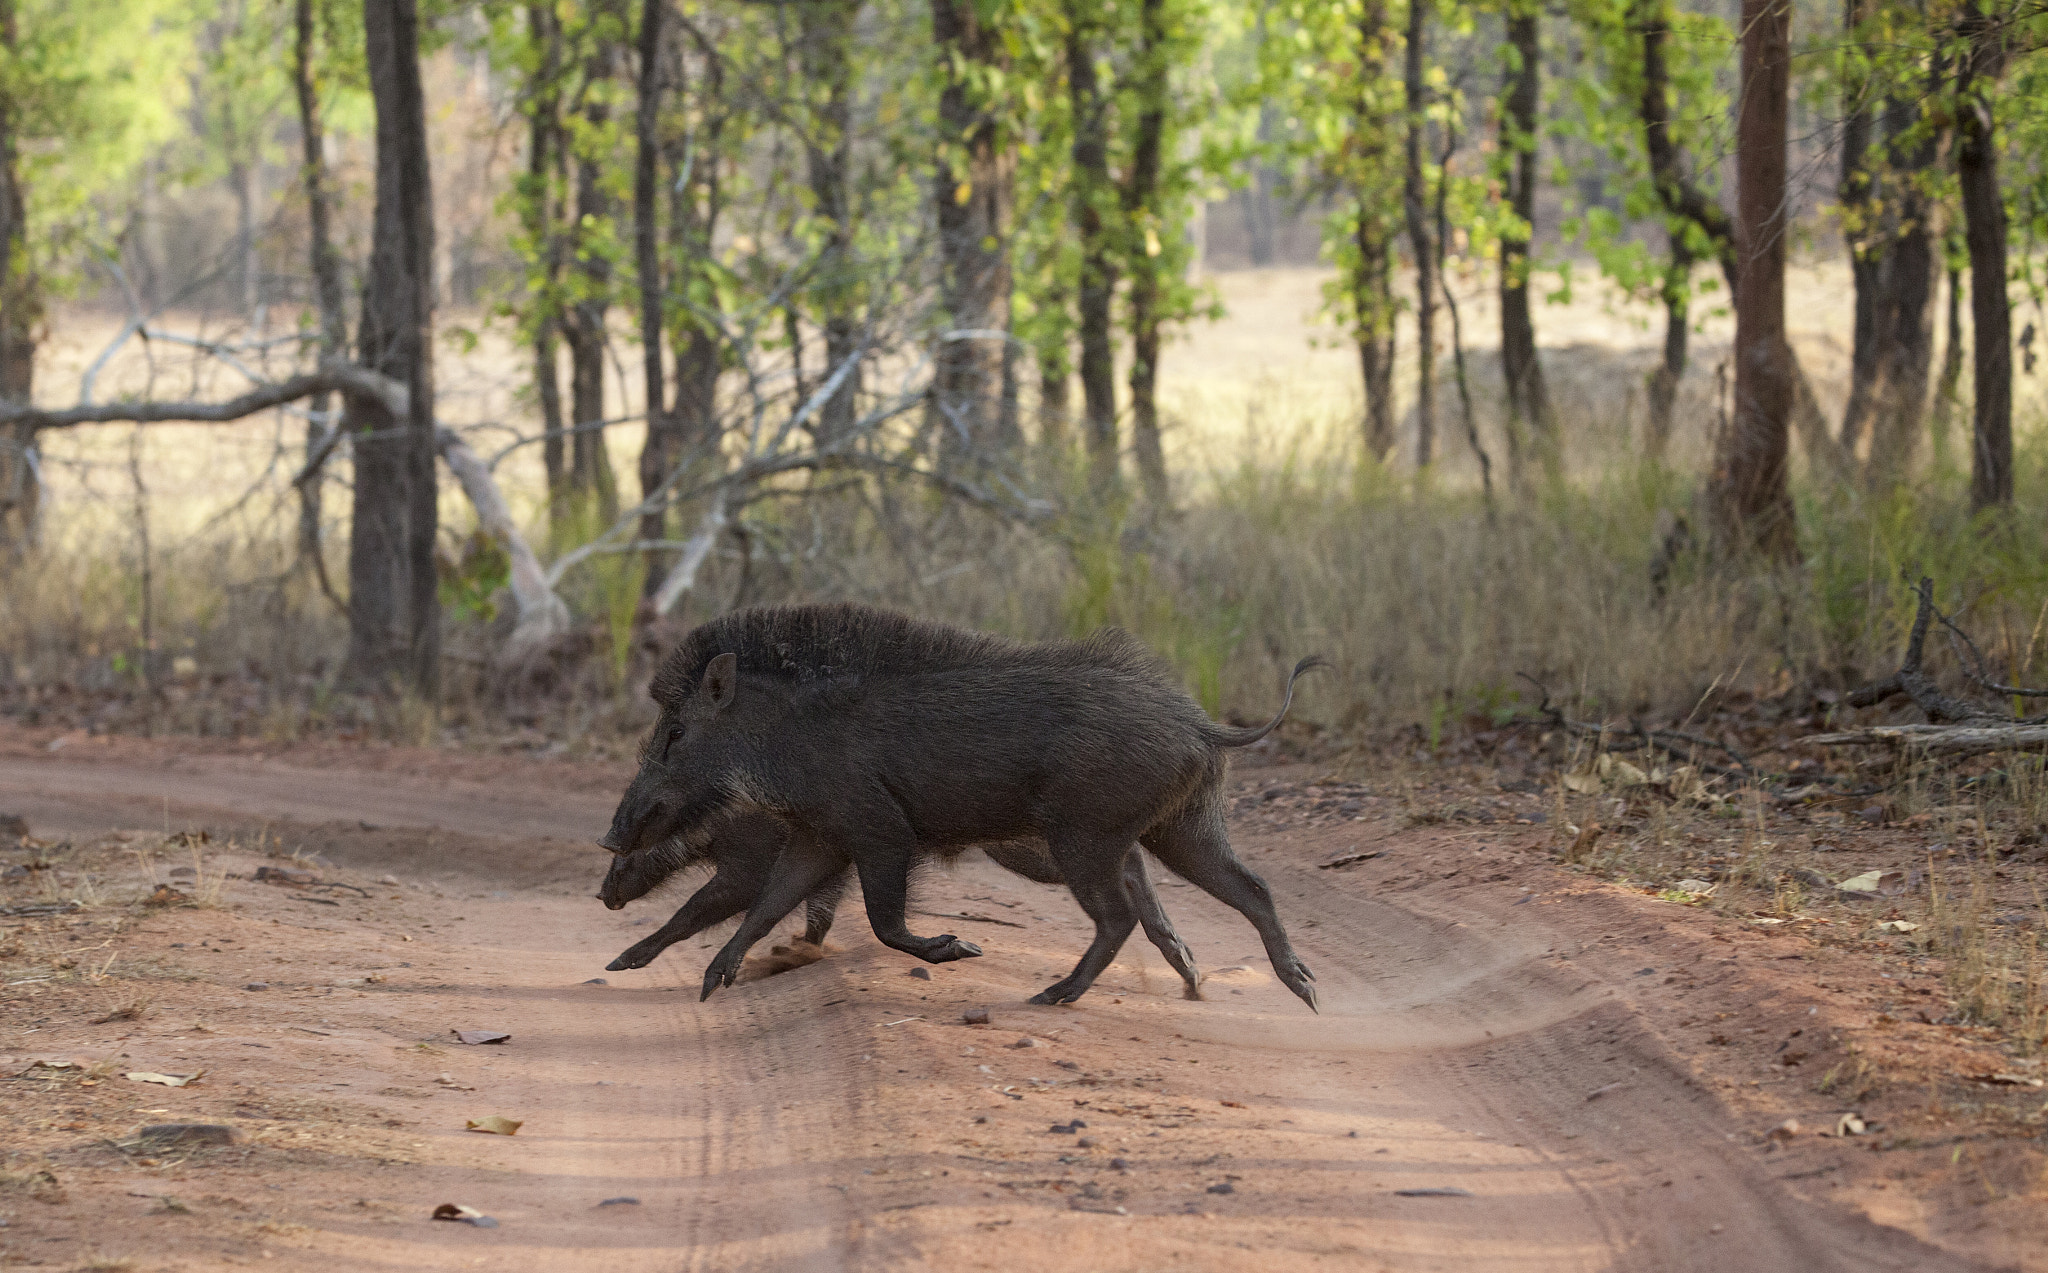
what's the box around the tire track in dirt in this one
[0,748,2000,1271]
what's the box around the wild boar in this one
[602,603,1324,1010]
[597,812,1205,998]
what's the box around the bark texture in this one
[1956,0,2010,510]
[345,0,441,693]
[1402,0,1436,469]
[1713,0,1797,558]
[1066,4,1119,498]
[933,0,1019,469]
[0,0,37,553]
[1123,0,1170,510]
[1498,2,1553,485]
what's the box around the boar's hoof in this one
[607,944,659,972]
[699,948,748,1000]
[1181,982,1206,1002]
[1277,960,1319,1013]
[915,935,982,963]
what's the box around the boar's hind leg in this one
[1029,835,1143,1005]
[1142,801,1318,1013]
[701,836,851,1000]
[606,867,759,972]
[1125,849,1204,1000]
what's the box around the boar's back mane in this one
[649,602,1164,706]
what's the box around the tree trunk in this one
[1932,265,1964,463]
[565,29,621,521]
[1956,0,2010,510]
[1644,236,1691,461]
[1066,4,1119,499]
[524,4,569,525]
[293,0,347,601]
[1037,327,1071,451]
[1403,0,1435,470]
[933,0,1018,470]
[1498,0,1553,486]
[1837,0,1879,459]
[798,0,860,449]
[0,0,39,554]
[345,0,440,694]
[1348,0,1397,465]
[1713,0,1797,559]
[661,9,725,594]
[1861,90,1938,486]
[634,0,675,580]
[1123,0,1170,511]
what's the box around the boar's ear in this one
[702,652,740,711]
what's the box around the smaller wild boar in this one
[602,603,1324,1010]
[596,812,1205,998]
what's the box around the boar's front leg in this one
[607,862,766,971]
[700,835,853,999]
[1030,833,1142,1005]
[840,813,983,964]
[1123,849,1203,1000]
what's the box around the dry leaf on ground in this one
[432,1203,500,1227]
[125,1071,202,1088]
[466,1115,523,1135]
[451,1029,511,1045]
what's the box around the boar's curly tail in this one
[1201,656,1331,748]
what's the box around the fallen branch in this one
[1806,577,2047,759]
[1513,674,1753,779]
[1801,723,2048,758]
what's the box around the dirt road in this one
[0,738,2021,1271]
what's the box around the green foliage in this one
[2,0,197,275]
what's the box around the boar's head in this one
[596,838,686,910]
[601,652,757,858]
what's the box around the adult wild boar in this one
[597,812,1206,998]
[601,603,1325,1009]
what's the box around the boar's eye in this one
[661,725,685,759]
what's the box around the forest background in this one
[0,0,2043,755]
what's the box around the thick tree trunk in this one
[345,0,440,694]
[1403,0,1435,470]
[1349,0,1397,465]
[660,11,725,594]
[1123,0,1170,510]
[1713,0,1797,558]
[0,0,39,554]
[565,32,621,521]
[293,0,348,599]
[933,0,1018,469]
[1956,1,2010,510]
[1498,1,1553,486]
[1066,5,1119,499]
[798,0,860,449]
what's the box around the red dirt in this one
[0,729,2039,1271]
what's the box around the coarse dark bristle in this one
[649,602,1165,705]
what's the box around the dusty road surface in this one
[0,733,2031,1271]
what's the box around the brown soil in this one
[0,729,2040,1271]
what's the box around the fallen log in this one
[1801,723,2048,757]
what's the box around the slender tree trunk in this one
[1350,0,1397,465]
[345,0,440,694]
[1037,323,1071,452]
[0,0,38,554]
[664,10,724,582]
[524,4,569,525]
[634,0,675,583]
[1713,0,1797,558]
[1066,4,1119,499]
[1645,236,1691,461]
[1932,265,1964,464]
[292,0,348,603]
[1956,0,2010,510]
[1837,0,1880,460]
[1862,90,1938,485]
[1498,0,1553,486]
[1403,0,1436,470]
[566,31,621,521]
[1123,0,1170,510]
[798,0,860,449]
[933,0,1018,469]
